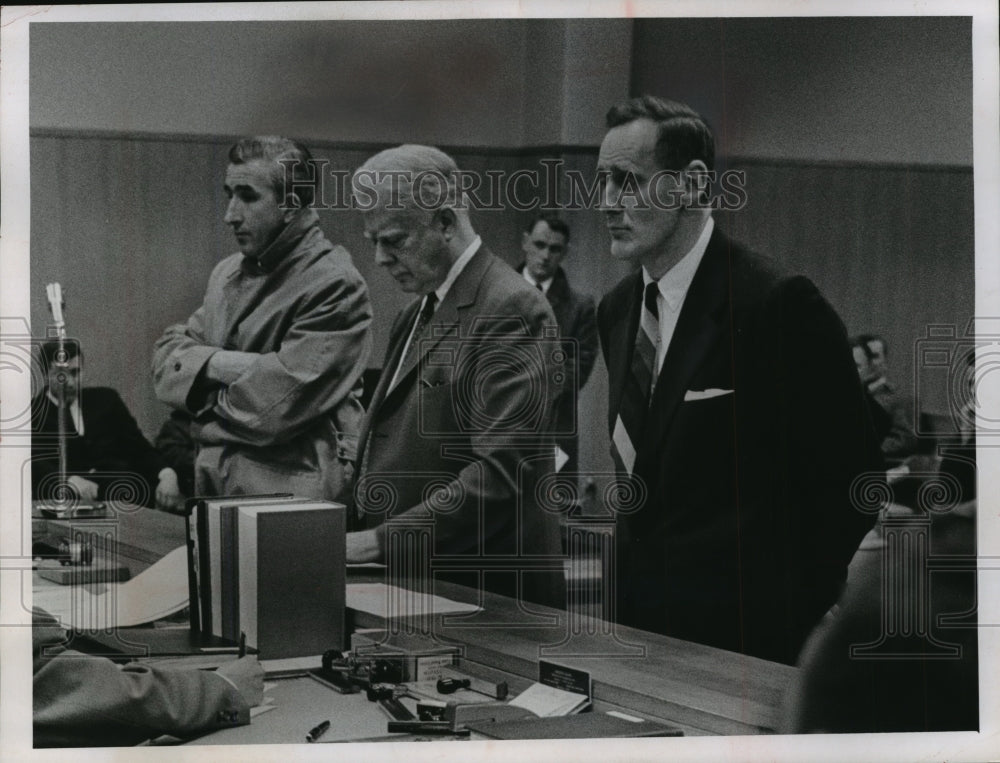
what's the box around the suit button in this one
[174,362,182,371]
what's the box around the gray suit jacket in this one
[355,246,564,600]
[33,610,249,747]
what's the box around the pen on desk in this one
[238,631,246,658]
[306,719,331,743]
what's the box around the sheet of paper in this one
[346,582,480,618]
[32,545,189,630]
[554,445,569,473]
[250,702,276,719]
[260,654,324,677]
[508,682,589,717]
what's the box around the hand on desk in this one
[155,468,184,512]
[66,475,99,502]
[346,529,381,563]
[216,656,265,707]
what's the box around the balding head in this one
[354,144,477,295]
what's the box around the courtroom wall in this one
[26,17,974,470]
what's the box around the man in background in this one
[851,333,919,464]
[153,136,371,500]
[518,213,598,474]
[596,95,880,663]
[346,145,563,603]
[31,341,182,510]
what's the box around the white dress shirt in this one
[391,236,482,387]
[642,216,715,374]
[522,269,553,295]
[45,390,84,435]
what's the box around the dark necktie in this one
[612,282,659,475]
[394,292,438,385]
[358,292,438,524]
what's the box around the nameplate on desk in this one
[538,660,591,700]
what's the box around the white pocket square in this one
[684,388,734,401]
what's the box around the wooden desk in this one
[185,677,394,745]
[32,505,186,578]
[32,506,794,741]
[346,575,793,737]
[188,573,794,744]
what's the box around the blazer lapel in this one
[545,269,570,325]
[606,273,644,429]
[641,230,731,455]
[356,302,418,475]
[385,246,494,396]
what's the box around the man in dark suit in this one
[31,341,182,510]
[346,145,563,603]
[517,214,598,474]
[596,96,881,663]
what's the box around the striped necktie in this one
[612,281,659,475]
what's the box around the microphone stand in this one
[45,283,70,505]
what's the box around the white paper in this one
[508,682,589,717]
[554,445,569,473]
[32,545,189,629]
[346,582,480,618]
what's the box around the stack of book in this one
[189,494,346,659]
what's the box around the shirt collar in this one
[45,389,81,429]
[434,235,481,304]
[867,376,891,394]
[642,216,714,312]
[243,208,319,274]
[522,268,553,295]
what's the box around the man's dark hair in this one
[228,136,317,208]
[606,95,715,172]
[852,333,888,360]
[39,340,81,375]
[525,213,571,244]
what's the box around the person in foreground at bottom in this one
[33,609,263,747]
[781,499,977,732]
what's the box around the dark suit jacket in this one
[154,409,196,497]
[782,505,977,732]
[518,265,598,472]
[938,432,977,504]
[598,227,881,664]
[31,387,168,506]
[355,247,564,601]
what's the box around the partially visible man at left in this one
[31,340,182,510]
[153,136,371,500]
